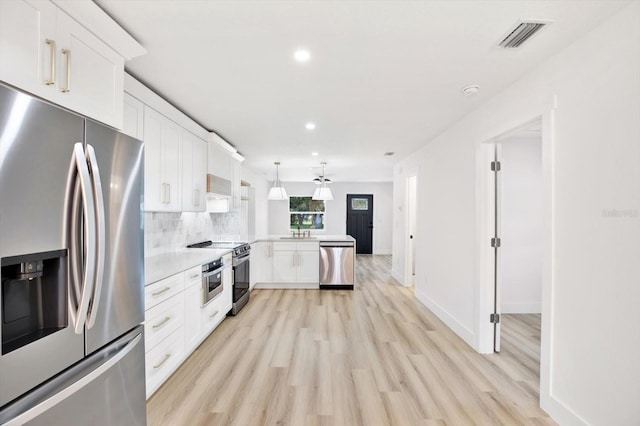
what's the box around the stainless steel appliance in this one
[202,257,225,306]
[319,241,355,290]
[187,241,250,315]
[0,85,146,425]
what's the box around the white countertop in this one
[254,235,356,243]
[145,248,232,285]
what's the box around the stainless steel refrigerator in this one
[0,84,146,425]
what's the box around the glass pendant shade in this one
[268,186,288,200]
[268,161,288,200]
[312,162,333,201]
[312,186,333,201]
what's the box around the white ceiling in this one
[96,0,628,183]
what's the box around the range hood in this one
[206,174,232,198]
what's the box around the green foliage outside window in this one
[289,197,325,229]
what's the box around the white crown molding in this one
[52,0,146,60]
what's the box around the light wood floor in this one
[147,255,555,425]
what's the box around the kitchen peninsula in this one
[250,235,356,290]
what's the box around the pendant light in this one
[312,162,333,201]
[267,161,288,200]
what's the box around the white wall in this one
[267,182,393,254]
[393,3,640,425]
[241,165,270,240]
[500,136,543,313]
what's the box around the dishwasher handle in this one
[319,241,354,247]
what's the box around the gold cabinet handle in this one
[209,310,219,319]
[153,353,171,369]
[167,183,171,204]
[152,286,171,297]
[61,49,71,93]
[44,39,56,85]
[152,316,171,329]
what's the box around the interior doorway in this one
[346,194,373,254]
[490,118,543,352]
[405,175,417,286]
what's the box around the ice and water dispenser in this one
[1,250,68,354]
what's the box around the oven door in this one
[232,255,250,302]
[202,267,224,306]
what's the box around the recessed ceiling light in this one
[462,84,480,96]
[294,49,311,63]
[311,152,319,156]
[305,122,316,130]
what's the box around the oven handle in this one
[202,264,230,279]
[233,255,250,267]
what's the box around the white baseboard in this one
[501,303,541,314]
[541,393,589,426]
[414,287,475,348]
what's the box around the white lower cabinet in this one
[270,241,319,284]
[297,250,320,283]
[272,250,297,283]
[200,295,223,333]
[145,257,232,399]
[145,327,184,397]
[144,292,184,352]
[251,241,272,287]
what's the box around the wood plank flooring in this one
[147,255,555,425]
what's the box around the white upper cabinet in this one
[122,93,144,139]
[207,136,233,181]
[54,10,124,128]
[144,107,182,212]
[0,0,56,100]
[181,130,207,212]
[0,0,144,129]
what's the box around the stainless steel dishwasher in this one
[319,241,355,290]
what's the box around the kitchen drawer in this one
[200,295,224,336]
[296,241,319,251]
[145,326,184,398]
[184,265,202,289]
[144,292,184,352]
[145,273,184,310]
[273,241,297,251]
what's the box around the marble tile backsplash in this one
[144,211,241,257]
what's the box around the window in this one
[289,196,325,230]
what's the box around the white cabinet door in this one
[55,10,124,129]
[296,251,319,283]
[207,137,233,180]
[162,116,181,211]
[122,93,144,139]
[183,284,201,352]
[253,242,273,285]
[0,0,56,99]
[181,131,206,212]
[144,107,182,212]
[231,159,241,211]
[222,265,233,314]
[143,107,163,211]
[272,251,297,283]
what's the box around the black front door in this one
[346,194,373,254]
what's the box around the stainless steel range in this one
[187,241,250,315]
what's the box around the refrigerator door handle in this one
[1,333,143,426]
[85,144,105,329]
[68,143,97,334]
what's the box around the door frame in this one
[475,102,555,408]
[405,174,418,287]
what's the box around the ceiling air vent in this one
[498,21,547,48]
